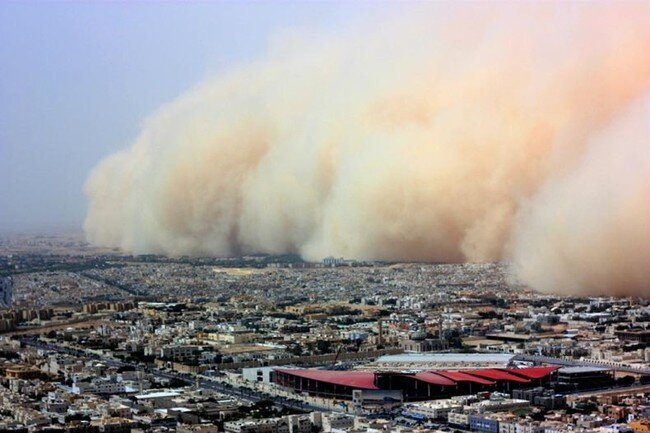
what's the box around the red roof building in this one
[274,368,378,390]
[436,371,496,385]
[273,366,558,401]
[413,372,457,386]
[465,369,531,383]
[505,366,559,379]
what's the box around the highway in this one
[19,337,322,413]
[514,354,650,375]
[17,338,650,420]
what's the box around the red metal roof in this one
[274,366,556,389]
[504,366,559,379]
[413,372,458,386]
[436,371,495,385]
[465,369,530,383]
[274,368,378,389]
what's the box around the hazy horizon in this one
[3,2,650,297]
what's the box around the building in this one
[4,365,41,380]
[159,345,201,362]
[471,394,530,412]
[470,414,500,433]
[242,367,276,383]
[368,353,517,371]
[555,367,614,390]
[133,390,182,409]
[513,387,565,409]
[207,332,256,344]
[286,415,312,433]
[94,418,133,433]
[322,257,345,267]
[273,366,557,401]
[615,330,650,344]
[224,418,289,433]
[72,380,126,395]
[321,413,354,432]
[403,401,462,420]
[399,338,449,353]
[352,389,403,412]
[448,411,470,427]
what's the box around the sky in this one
[0,1,378,234]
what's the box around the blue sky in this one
[0,1,379,233]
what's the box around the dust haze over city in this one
[2,2,650,432]
[82,3,650,298]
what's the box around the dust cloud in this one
[85,4,650,297]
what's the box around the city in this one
[2,2,650,433]
[0,235,649,433]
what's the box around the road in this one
[20,337,322,412]
[514,354,650,375]
[567,384,650,398]
[4,314,114,337]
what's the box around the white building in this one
[322,413,354,433]
[242,366,276,383]
[448,412,469,427]
[404,401,463,420]
[369,353,516,371]
[224,418,290,433]
[72,380,126,395]
[287,415,312,433]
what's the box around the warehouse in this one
[274,366,557,401]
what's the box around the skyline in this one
[82,3,650,297]
[2,2,650,298]
[1,4,650,430]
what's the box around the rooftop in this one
[274,366,557,389]
[275,368,378,389]
[558,366,611,374]
[375,353,515,364]
[134,391,181,399]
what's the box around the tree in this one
[641,375,650,384]
[443,329,463,349]
[617,376,635,387]
[316,340,332,353]
[117,365,136,373]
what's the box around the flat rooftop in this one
[374,353,515,364]
[558,366,611,374]
[134,391,181,399]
